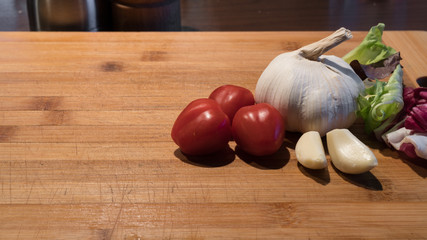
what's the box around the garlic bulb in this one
[255,28,365,136]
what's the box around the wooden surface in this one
[0,31,426,239]
[2,0,427,31]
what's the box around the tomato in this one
[232,103,285,156]
[171,98,232,155]
[209,85,255,122]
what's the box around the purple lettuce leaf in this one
[350,52,402,80]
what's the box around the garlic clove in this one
[326,129,378,174]
[295,131,327,169]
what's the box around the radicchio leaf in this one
[400,142,418,159]
[405,103,427,132]
[384,127,427,160]
[403,87,427,133]
[403,87,415,113]
[414,87,427,101]
[379,87,427,160]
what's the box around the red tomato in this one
[171,98,232,155]
[232,103,285,156]
[209,85,255,122]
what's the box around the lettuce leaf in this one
[343,23,397,65]
[374,87,427,142]
[357,64,404,133]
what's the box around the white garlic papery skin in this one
[255,28,365,136]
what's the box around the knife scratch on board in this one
[49,187,60,204]
[98,180,102,203]
[109,184,114,203]
[147,181,155,203]
[109,191,126,239]
[26,180,35,204]
[9,160,12,204]
[24,159,28,186]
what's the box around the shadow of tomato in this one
[174,146,235,168]
[235,143,290,170]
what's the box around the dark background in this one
[1,0,427,31]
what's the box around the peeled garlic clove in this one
[326,129,377,174]
[295,131,327,169]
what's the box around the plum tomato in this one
[232,103,285,156]
[171,98,232,155]
[209,85,255,122]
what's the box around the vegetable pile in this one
[172,23,426,172]
[343,23,427,160]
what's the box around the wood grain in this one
[0,31,426,239]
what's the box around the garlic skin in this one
[295,131,327,169]
[255,28,365,136]
[327,129,377,174]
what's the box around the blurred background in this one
[1,0,426,31]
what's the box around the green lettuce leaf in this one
[357,64,404,133]
[343,23,397,65]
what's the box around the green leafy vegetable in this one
[343,23,397,65]
[357,64,404,133]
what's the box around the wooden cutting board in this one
[0,31,426,239]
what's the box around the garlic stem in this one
[299,27,352,61]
